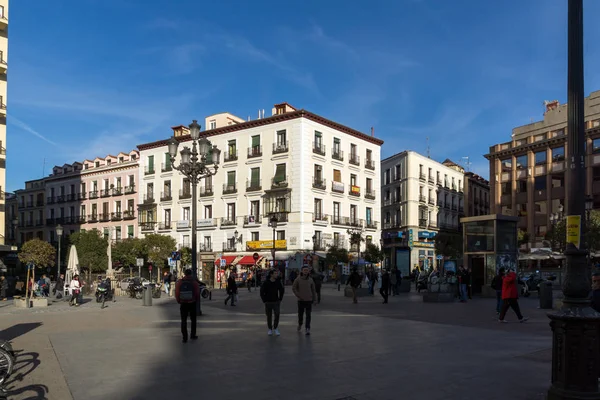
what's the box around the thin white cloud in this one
[10,116,58,146]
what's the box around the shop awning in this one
[215,256,237,266]
[237,255,257,265]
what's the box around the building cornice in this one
[137,109,385,151]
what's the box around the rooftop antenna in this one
[426,137,430,158]
[42,157,46,177]
[461,156,472,172]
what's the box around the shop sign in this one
[196,219,214,228]
[176,220,190,229]
[246,240,287,250]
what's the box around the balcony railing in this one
[123,210,135,220]
[145,166,155,175]
[66,193,76,202]
[459,205,464,212]
[199,243,213,252]
[312,213,329,223]
[332,216,362,227]
[349,186,361,197]
[444,203,450,210]
[366,159,375,170]
[99,213,110,222]
[271,177,288,189]
[57,195,66,203]
[111,212,122,221]
[419,173,426,181]
[331,181,345,193]
[158,222,172,230]
[244,215,261,225]
[36,200,45,206]
[365,190,376,200]
[428,176,435,184]
[222,242,237,252]
[428,198,435,205]
[312,240,327,251]
[124,185,136,195]
[312,177,326,190]
[88,214,99,223]
[270,212,289,223]
[179,189,191,199]
[332,149,344,161]
[223,183,237,195]
[313,142,326,156]
[77,192,86,201]
[160,191,172,201]
[248,146,262,158]
[452,204,457,211]
[161,163,172,172]
[220,217,237,227]
[140,222,156,231]
[101,189,111,198]
[419,218,428,228]
[112,187,123,196]
[89,191,99,199]
[224,151,238,162]
[200,186,213,197]
[349,153,360,166]
[419,195,427,203]
[143,194,155,204]
[366,221,378,230]
[246,179,262,192]
[272,142,289,154]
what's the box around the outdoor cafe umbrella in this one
[66,245,80,277]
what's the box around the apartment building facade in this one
[43,151,139,244]
[14,178,45,244]
[0,1,8,247]
[485,91,600,247]
[381,151,464,274]
[137,103,382,268]
[463,172,490,217]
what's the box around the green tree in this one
[434,231,463,259]
[517,229,530,247]
[18,238,56,267]
[69,229,108,273]
[179,247,192,268]
[347,227,364,253]
[112,238,147,268]
[325,245,349,268]
[545,211,600,252]
[363,243,384,264]
[143,234,177,268]
[545,222,565,252]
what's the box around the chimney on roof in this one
[258,110,261,120]
[543,100,560,115]
[371,127,374,137]
[262,109,265,119]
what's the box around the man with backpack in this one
[491,267,505,315]
[175,269,200,343]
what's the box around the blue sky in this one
[7,0,600,191]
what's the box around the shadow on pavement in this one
[1,350,46,400]
[0,323,43,341]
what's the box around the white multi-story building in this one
[0,0,8,250]
[137,103,383,271]
[381,151,464,274]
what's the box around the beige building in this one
[14,178,45,244]
[485,92,600,247]
[0,1,7,248]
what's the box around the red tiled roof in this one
[215,256,237,265]
[237,255,258,265]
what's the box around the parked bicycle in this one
[0,339,15,388]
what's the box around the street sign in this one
[253,252,259,261]
[168,258,176,267]
[436,255,443,260]
[171,251,181,261]
[136,258,144,267]
[220,258,226,267]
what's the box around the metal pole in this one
[57,235,61,285]
[272,223,276,269]
[191,171,201,316]
[547,1,600,398]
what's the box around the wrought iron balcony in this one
[200,186,213,197]
[124,185,136,195]
[244,215,261,225]
[312,177,326,190]
[88,214,99,222]
[179,189,191,199]
[199,243,213,252]
[112,187,123,196]
[99,213,110,222]
[140,222,156,231]
[349,153,360,166]
[271,177,288,189]
[144,166,155,175]
[123,210,135,220]
[89,191,99,199]
[419,195,427,203]
[222,242,237,252]
[111,212,122,221]
[224,151,238,162]
[143,194,155,204]
[419,218,428,228]
[428,176,435,184]
[313,142,326,156]
[332,149,344,161]
[419,173,426,181]
[366,221,378,230]
[365,190,376,200]
[223,183,237,195]
[100,189,111,198]
[312,213,329,223]
[270,212,289,223]
[57,195,66,203]
[66,193,76,202]
[428,198,435,205]
[248,146,262,158]
[365,159,375,170]
[158,222,172,230]
[272,142,289,154]
[220,217,237,227]
[246,179,262,192]
[77,192,86,200]
[160,191,172,201]
[161,163,172,172]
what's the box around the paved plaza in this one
[0,285,554,400]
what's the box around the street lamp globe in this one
[211,145,221,165]
[197,137,210,156]
[167,136,179,160]
[189,120,201,140]
[270,214,278,228]
[56,224,63,236]
[180,147,192,165]
[586,196,594,212]
[558,204,564,214]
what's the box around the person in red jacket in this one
[175,269,200,343]
[498,269,528,323]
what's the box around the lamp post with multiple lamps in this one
[270,215,278,268]
[168,120,221,317]
[56,224,63,282]
[233,230,243,251]
[547,1,600,398]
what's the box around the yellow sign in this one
[246,240,287,250]
[566,215,581,249]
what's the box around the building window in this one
[350,174,357,186]
[395,165,400,180]
[182,207,190,220]
[276,231,285,240]
[534,151,546,165]
[385,169,391,185]
[314,199,322,218]
[515,155,527,169]
[552,173,565,188]
[516,180,527,193]
[204,205,212,218]
[251,232,259,241]
[552,147,565,161]
[276,130,286,146]
[164,209,171,224]
[333,202,340,223]
[210,120,216,130]
[593,138,600,154]
[226,203,235,220]
[534,176,546,191]
[501,159,512,171]
[366,208,372,225]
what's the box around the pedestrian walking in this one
[260,269,285,336]
[310,268,323,304]
[163,272,170,297]
[390,268,397,296]
[491,268,505,314]
[292,266,317,335]
[54,274,65,299]
[224,273,237,306]
[175,269,200,343]
[346,269,362,304]
[458,265,468,302]
[498,269,528,323]
[380,270,390,304]
[69,275,82,306]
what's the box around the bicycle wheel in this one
[0,348,14,386]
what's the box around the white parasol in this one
[66,245,80,280]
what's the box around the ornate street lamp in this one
[55,224,63,282]
[270,214,278,267]
[547,1,600,398]
[168,120,221,316]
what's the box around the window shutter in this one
[251,168,260,185]
[333,170,341,182]
[274,164,286,183]
[252,135,260,147]
[164,153,171,168]
[227,171,235,186]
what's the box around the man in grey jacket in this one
[292,266,317,336]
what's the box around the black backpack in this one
[491,276,502,291]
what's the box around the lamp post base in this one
[547,306,600,400]
[196,297,202,316]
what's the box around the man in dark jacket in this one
[260,269,285,336]
[224,273,237,306]
[54,274,65,299]
[310,269,323,304]
[175,269,200,343]
[380,270,390,304]
[491,268,505,314]
[591,271,600,312]
[346,269,362,304]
